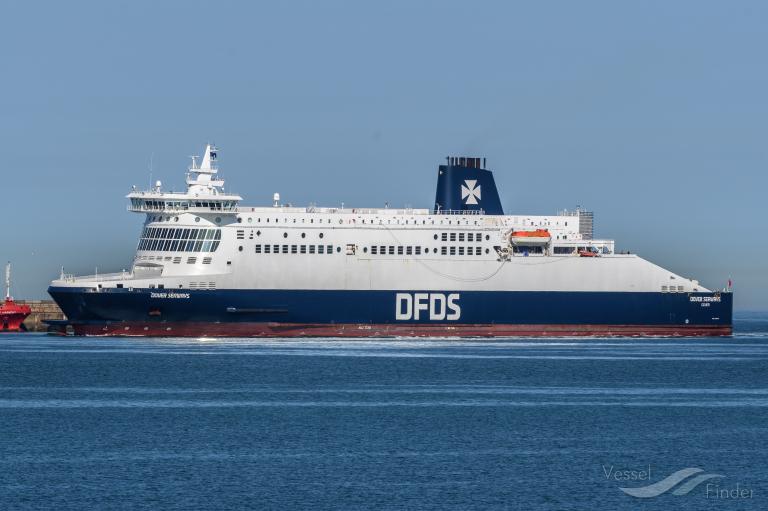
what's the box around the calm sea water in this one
[2,315,768,510]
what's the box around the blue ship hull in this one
[47,286,733,337]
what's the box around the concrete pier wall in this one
[18,300,66,332]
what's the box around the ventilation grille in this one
[202,257,213,265]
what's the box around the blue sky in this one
[2,1,766,309]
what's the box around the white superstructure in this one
[52,144,707,296]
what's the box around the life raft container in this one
[508,229,551,246]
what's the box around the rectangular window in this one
[477,245,482,254]
[291,245,297,254]
[236,230,245,239]
[282,245,288,254]
[318,245,325,254]
[450,246,456,255]
[450,233,456,242]
[406,246,412,255]
[255,245,262,254]
[441,247,447,255]
[264,245,270,254]
[380,246,386,254]
[300,245,307,254]
[415,246,421,255]
[441,233,447,242]
[397,246,404,255]
[309,245,316,254]
[388,246,395,255]
[371,246,377,255]
[459,233,465,242]
[327,245,333,254]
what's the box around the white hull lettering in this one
[396,293,460,321]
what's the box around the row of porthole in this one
[151,215,223,224]
[362,247,491,255]
[236,216,483,226]
[246,231,326,239]
[435,233,490,241]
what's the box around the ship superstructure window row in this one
[254,244,335,255]
[138,228,222,252]
[439,232,486,242]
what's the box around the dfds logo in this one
[395,293,461,321]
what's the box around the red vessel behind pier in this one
[1,263,30,332]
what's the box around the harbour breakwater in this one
[17,300,65,332]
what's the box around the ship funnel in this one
[434,156,504,215]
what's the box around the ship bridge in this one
[127,144,242,214]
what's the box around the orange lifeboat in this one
[508,229,551,246]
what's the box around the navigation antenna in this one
[5,262,11,300]
[148,152,155,190]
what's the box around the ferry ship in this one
[48,144,732,337]
[2,263,31,332]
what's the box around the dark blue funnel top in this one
[434,157,504,215]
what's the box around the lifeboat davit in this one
[508,229,551,246]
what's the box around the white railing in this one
[58,271,132,283]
